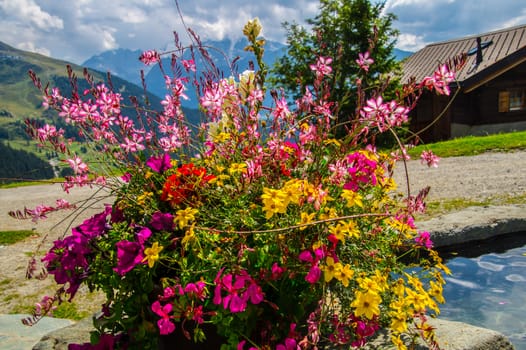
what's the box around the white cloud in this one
[101,28,118,50]
[0,0,63,30]
[396,33,427,51]
[115,7,147,24]
[499,8,526,29]
[0,0,524,64]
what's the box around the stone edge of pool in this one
[419,204,526,249]
[25,204,526,349]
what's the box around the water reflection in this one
[440,232,526,349]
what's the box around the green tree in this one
[270,0,400,136]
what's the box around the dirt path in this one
[0,150,525,315]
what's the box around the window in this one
[499,89,526,112]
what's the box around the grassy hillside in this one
[0,41,201,180]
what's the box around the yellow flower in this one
[387,217,416,239]
[341,189,363,208]
[381,177,397,192]
[243,17,262,42]
[372,269,388,292]
[298,212,316,230]
[282,179,302,205]
[429,280,445,304]
[182,224,196,248]
[334,264,354,287]
[351,290,381,320]
[405,288,427,312]
[261,188,288,219]
[229,162,247,175]
[142,242,163,268]
[343,220,360,239]
[328,223,346,243]
[389,308,408,333]
[322,256,342,283]
[175,207,199,229]
[213,131,230,143]
[392,279,406,297]
[209,173,230,186]
[319,207,338,221]
[390,335,408,350]
[137,191,153,206]
[357,276,380,293]
[323,138,341,147]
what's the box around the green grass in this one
[407,130,526,158]
[52,302,90,320]
[416,193,526,220]
[0,230,36,245]
[0,279,12,291]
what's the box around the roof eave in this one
[462,46,526,93]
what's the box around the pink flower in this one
[356,51,374,72]
[135,227,152,245]
[213,271,264,313]
[420,150,440,168]
[421,64,455,95]
[139,50,161,65]
[271,263,285,280]
[181,59,196,72]
[309,56,333,77]
[152,301,175,335]
[237,340,258,350]
[276,338,298,350]
[415,231,433,249]
[66,155,89,174]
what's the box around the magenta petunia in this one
[73,207,111,238]
[305,265,321,284]
[114,240,144,276]
[135,226,152,245]
[150,212,174,231]
[146,153,173,173]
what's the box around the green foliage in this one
[0,230,36,245]
[270,0,400,135]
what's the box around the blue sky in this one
[1,0,525,64]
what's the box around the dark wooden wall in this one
[409,60,526,143]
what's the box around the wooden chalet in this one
[402,24,526,142]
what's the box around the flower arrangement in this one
[18,18,462,350]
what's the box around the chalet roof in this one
[402,24,526,92]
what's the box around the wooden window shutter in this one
[498,91,509,112]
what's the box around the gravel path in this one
[0,150,525,315]
[392,150,526,202]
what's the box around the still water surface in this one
[440,234,526,349]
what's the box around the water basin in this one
[439,232,526,349]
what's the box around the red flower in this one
[160,164,215,207]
